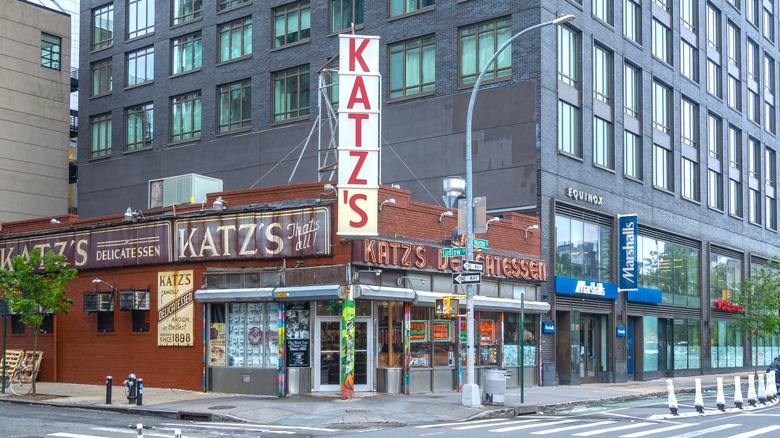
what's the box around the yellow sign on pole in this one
[157,270,194,346]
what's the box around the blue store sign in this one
[618,214,638,291]
[616,326,626,337]
[627,287,663,304]
[555,276,618,300]
[542,321,555,334]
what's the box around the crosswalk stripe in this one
[668,423,741,438]
[453,420,536,430]
[619,423,697,437]
[726,425,780,438]
[415,418,510,429]
[489,419,576,433]
[49,434,106,438]
[573,422,653,436]
[530,420,615,435]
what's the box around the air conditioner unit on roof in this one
[148,174,223,209]
[119,291,150,311]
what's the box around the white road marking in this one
[489,419,576,433]
[619,422,697,437]
[49,434,106,438]
[530,420,615,435]
[160,421,337,432]
[726,425,780,438]
[414,418,509,429]
[452,420,531,430]
[668,423,741,438]
[572,422,653,436]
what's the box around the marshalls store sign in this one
[337,34,381,237]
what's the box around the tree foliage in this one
[732,259,780,375]
[0,248,77,395]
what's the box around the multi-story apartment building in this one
[77,0,780,387]
[0,0,71,222]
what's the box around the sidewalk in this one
[0,371,759,428]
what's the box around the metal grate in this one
[627,302,700,319]
[711,244,743,260]
[554,296,613,313]
[638,225,700,249]
[554,202,613,228]
[242,373,251,383]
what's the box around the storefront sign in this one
[209,323,226,365]
[542,321,555,333]
[157,270,194,346]
[555,276,618,300]
[714,298,744,313]
[618,214,638,291]
[565,187,603,206]
[410,320,428,342]
[433,320,451,341]
[616,326,626,337]
[0,223,170,270]
[627,287,663,304]
[337,34,381,237]
[285,302,310,368]
[479,320,495,345]
[174,207,330,261]
[353,239,546,281]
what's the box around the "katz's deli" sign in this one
[353,239,546,281]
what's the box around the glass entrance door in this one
[579,316,599,383]
[314,317,372,392]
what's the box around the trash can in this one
[483,367,509,405]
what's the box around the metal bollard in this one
[136,378,143,406]
[106,376,112,405]
[136,423,143,438]
[174,429,181,438]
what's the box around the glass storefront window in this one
[209,302,279,368]
[555,215,612,282]
[710,253,743,302]
[672,319,701,369]
[711,320,744,368]
[643,316,659,371]
[637,236,700,307]
[410,306,455,368]
[754,334,780,366]
[378,302,403,368]
[503,313,537,367]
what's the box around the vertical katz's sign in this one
[337,34,381,237]
[158,270,194,347]
[618,214,638,291]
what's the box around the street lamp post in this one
[461,14,575,407]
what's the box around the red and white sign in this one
[337,35,381,237]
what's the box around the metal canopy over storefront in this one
[412,291,550,313]
[195,284,344,303]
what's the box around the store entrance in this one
[314,317,372,392]
[579,316,600,383]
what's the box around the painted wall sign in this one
[0,223,170,270]
[353,238,547,281]
[173,207,330,261]
[565,187,603,206]
[157,270,195,347]
[555,276,618,300]
[542,321,555,334]
[616,326,626,337]
[337,34,381,237]
[618,214,638,291]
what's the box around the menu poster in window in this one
[480,320,495,345]
[433,320,451,341]
[286,339,310,367]
[410,320,428,342]
[285,302,310,367]
[209,323,226,366]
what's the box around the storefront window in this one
[315,300,370,316]
[711,320,744,368]
[378,302,403,367]
[208,303,279,368]
[754,333,780,366]
[503,313,537,367]
[672,319,701,369]
[555,215,612,282]
[710,252,743,302]
[637,236,700,307]
[643,316,659,371]
[478,313,499,366]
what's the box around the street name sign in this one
[472,238,489,249]
[441,247,466,258]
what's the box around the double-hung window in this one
[92,4,114,50]
[459,18,511,87]
[172,32,202,75]
[389,36,435,99]
[170,92,201,142]
[173,0,202,25]
[558,26,578,87]
[126,103,153,151]
[90,113,112,158]
[126,46,153,87]
[330,0,364,33]
[390,0,434,17]
[273,66,310,122]
[91,58,112,97]
[273,1,310,48]
[127,0,154,40]
[219,18,252,63]
[217,79,252,133]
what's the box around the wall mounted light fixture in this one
[379,198,396,211]
[524,224,539,237]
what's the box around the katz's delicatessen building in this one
[0,183,547,397]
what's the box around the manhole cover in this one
[208,405,237,410]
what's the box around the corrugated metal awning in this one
[195,284,343,303]
[354,285,416,301]
[413,291,549,313]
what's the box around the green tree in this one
[0,249,77,395]
[732,259,780,377]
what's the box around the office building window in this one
[170,91,201,143]
[681,0,696,31]
[682,158,700,201]
[681,40,698,83]
[727,22,740,67]
[728,75,741,111]
[706,60,721,98]
[764,7,775,42]
[172,32,202,75]
[40,33,61,70]
[558,100,580,157]
[729,125,742,169]
[681,97,698,148]
[273,1,311,48]
[638,236,700,308]
[217,79,251,133]
[593,117,613,169]
[91,59,112,97]
[390,0,434,17]
[558,26,579,87]
[330,0,364,33]
[767,148,777,188]
[389,36,435,99]
[653,81,670,133]
[749,137,761,179]
[593,0,613,25]
[727,0,740,10]
[92,4,114,50]
[219,0,249,11]
[653,0,669,11]
[652,19,671,65]
[554,215,612,282]
[219,17,252,63]
[747,0,759,26]
[126,46,153,87]
[127,0,154,40]
[459,17,511,87]
[624,131,642,179]
[729,179,743,217]
[654,144,672,191]
[747,39,759,82]
[173,0,201,25]
[624,0,641,44]
[765,102,776,134]
[748,90,760,124]
[709,170,724,210]
[624,63,640,117]
[90,113,112,158]
[766,147,778,229]
[708,113,722,160]
[768,196,778,230]
[273,65,310,122]
[706,3,721,52]
[765,55,776,96]
[593,45,612,104]
[126,103,153,151]
[750,188,762,223]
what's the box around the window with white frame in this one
[653,81,670,133]
[624,63,640,117]
[681,97,698,148]
[652,19,671,64]
[624,0,641,44]
[593,45,612,104]
[558,100,580,157]
[558,26,578,87]
[624,130,642,179]
[682,158,700,201]
[593,116,613,169]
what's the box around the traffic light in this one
[435,297,450,316]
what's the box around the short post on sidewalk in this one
[105,376,112,405]
[136,378,143,406]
